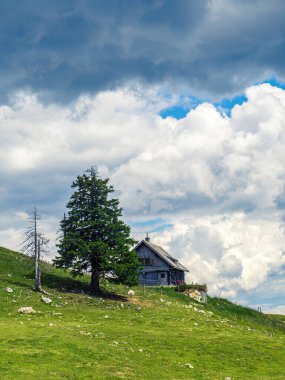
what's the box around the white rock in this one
[41,296,52,304]
[225,377,231,380]
[128,290,135,296]
[18,307,36,314]
[182,363,194,369]
[6,287,13,293]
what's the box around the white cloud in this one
[0,87,168,175]
[112,84,285,213]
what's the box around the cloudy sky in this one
[1,0,285,314]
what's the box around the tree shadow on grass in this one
[25,271,128,302]
[4,278,34,290]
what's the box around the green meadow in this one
[0,246,284,380]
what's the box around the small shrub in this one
[176,283,207,292]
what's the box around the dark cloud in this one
[2,0,285,102]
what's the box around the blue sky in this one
[160,93,249,119]
[160,77,285,119]
[1,0,285,313]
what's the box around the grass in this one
[0,246,284,380]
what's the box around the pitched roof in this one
[135,239,189,272]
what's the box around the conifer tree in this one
[54,167,139,295]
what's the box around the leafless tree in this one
[21,206,49,291]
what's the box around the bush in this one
[176,283,207,292]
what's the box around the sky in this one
[1,0,285,314]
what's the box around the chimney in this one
[145,232,150,242]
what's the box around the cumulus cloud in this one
[111,84,285,217]
[1,82,285,311]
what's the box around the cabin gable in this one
[136,243,170,269]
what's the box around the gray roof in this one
[135,239,189,272]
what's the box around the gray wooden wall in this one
[137,244,170,270]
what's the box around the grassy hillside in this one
[0,246,284,380]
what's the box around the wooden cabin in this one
[134,235,189,286]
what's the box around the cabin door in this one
[159,272,168,285]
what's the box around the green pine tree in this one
[54,167,139,295]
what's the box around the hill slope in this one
[0,246,284,380]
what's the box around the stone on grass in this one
[182,363,194,369]
[41,296,52,304]
[6,287,13,293]
[128,290,135,296]
[18,307,36,314]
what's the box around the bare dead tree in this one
[21,206,49,291]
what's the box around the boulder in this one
[18,307,36,314]
[184,289,203,302]
[128,289,135,296]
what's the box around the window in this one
[139,258,153,266]
[176,272,183,280]
[160,273,165,278]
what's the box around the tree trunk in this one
[34,244,41,292]
[90,268,100,295]
[34,255,41,291]
[34,206,41,292]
